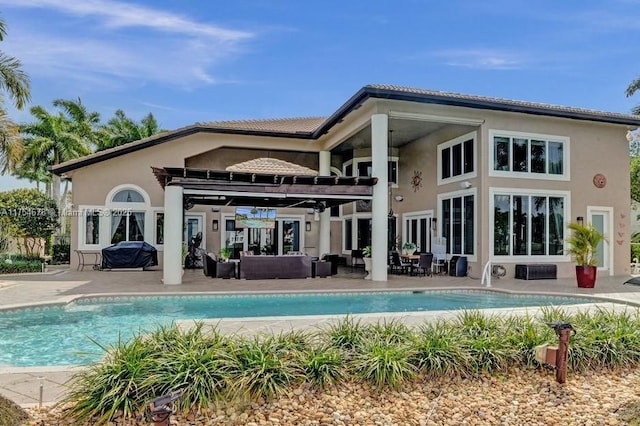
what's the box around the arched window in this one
[111,189,145,203]
[106,185,150,244]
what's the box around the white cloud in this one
[0,0,255,90]
[0,0,252,41]
[432,49,527,70]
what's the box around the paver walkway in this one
[1,266,639,407]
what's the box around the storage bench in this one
[515,264,557,280]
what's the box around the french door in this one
[223,216,303,257]
[403,211,434,253]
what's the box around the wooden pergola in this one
[151,166,378,209]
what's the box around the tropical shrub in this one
[302,346,345,387]
[60,309,640,424]
[412,320,470,377]
[0,253,43,273]
[52,243,70,264]
[228,335,304,401]
[351,339,417,390]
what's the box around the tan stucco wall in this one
[68,133,324,268]
[388,105,631,279]
[66,98,632,279]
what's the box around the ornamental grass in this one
[61,308,640,425]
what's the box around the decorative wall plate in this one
[593,173,607,188]
[411,170,423,192]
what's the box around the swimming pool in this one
[0,291,594,367]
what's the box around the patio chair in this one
[202,253,217,277]
[351,249,365,269]
[390,251,412,275]
[432,237,447,274]
[414,253,433,277]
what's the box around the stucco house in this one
[51,84,640,284]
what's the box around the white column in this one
[318,150,331,257]
[163,185,183,285]
[371,114,388,281]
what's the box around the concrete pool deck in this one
[1,265,640,407]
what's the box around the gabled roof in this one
[51,84,640,175]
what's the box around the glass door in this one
[281,220,300,254]
[588,207,613,275]
[403,212,432,253]
[184,215,203,246]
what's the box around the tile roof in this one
[199,117,325,134]
[364,84,639,123]
[225,157,318,175]
[51,83,640,175]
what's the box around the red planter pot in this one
[575,265,597,288]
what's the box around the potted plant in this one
[362,246,372,280]
[566,221,605,288]
[402,242,417,256]
[219,247,232,262]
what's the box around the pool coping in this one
[1,286,638,312]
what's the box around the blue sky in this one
[1,0,640,189]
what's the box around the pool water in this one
[0,291,593,367]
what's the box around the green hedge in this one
[52,243,71,264]
[0,254,44,274]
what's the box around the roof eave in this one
[51,126,316,176]
[362,86,640,127]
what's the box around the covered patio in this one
[151,165,378,284]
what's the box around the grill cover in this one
[101,241,158,269]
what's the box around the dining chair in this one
[391,251,412,275]
[414,253,433,277]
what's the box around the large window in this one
[85,212,100,245]
[223,216,303,257]
[106,186,149,245]
[344,157,399,185]
[343,216,397,252]
[492,190,566,257]
[110,212,144,243]
[438,132,476,184]
[440,192,475,256]
[155,212,164,245]
[490,130,568,179]
[344,219,353,251]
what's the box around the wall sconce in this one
[460,181,472,189]
[306,221,312,232]
[431,217,437,231]
[212,220,219,231]
[576,216,584,225]
[394,194,404,202]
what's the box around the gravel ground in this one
[23,367,640,425]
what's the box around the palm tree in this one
[52,98,100,147]
[626,77,640,115]
[20,102,94,204]
[0,18,30,177]
[0,107,22,174]
[0,18,30,110]
[96,110,164,151]
[12,154,50,190]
